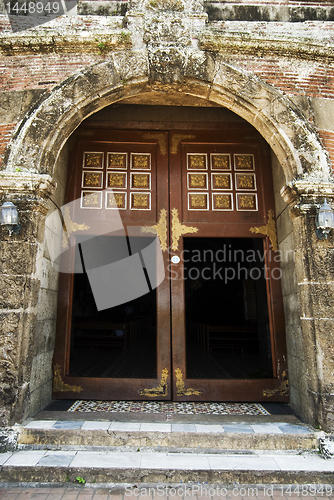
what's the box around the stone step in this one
[0,448,334,485]
[17,419,319,452]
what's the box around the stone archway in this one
[2,48,334,430]
[4,53,332,185]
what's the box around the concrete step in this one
[1,419,332,486]
[17,419,319,452]
[0,448,334,485]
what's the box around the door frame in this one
[52,121,288,402]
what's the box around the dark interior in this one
[185,237,273,379]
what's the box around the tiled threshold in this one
[36,401,296,424]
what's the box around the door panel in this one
[53,127,288,402]
[53,130,172,400]
[169,130,288,402]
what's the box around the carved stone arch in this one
[5,51,332,185]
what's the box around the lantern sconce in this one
[316,198,334,240]
[0,201,20,236]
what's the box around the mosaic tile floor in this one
[68,400,270,415]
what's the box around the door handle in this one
[171,208,198,251]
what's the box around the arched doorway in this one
[4,55,332,425]
[52,103,288,402]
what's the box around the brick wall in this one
[226,56,334,99]
[319,130,334,166]
[0,54,102,92]
[0,14,334,168]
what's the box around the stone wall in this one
[0,174,54,426]
[271,152,307,420]
[29,144,68,417]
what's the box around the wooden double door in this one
[53,127,288,402]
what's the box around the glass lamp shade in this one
[0,202,19,235]
[316,199,334,239]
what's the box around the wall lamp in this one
[316,198,334,240]
[0,201,20,236]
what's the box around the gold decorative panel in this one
[187,173,208,190]
[188,193,208,210]
[235,154,254,170]
[142,209,168,251]
[187,154,207,170]
[139,368,169,397]
[82,171,103,188]
[131,173,151,189]
[236,173,256,190]
[107,172,126,189]
[212,193,233,211]
[131,153,151,170]
[211,154,231,170]
[108,153,127,169]
[106,192,126,210]
[81,191,102,209]
[237,193,258,211]
[84,152,103,169]
[212,173,232,190]
[131,192,151,210]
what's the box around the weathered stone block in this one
[286,353,308,397]
[0,241,37,275]
[289,385,314,426]
[0,429,18,453]
[282,293,301,326]
[299,283,334,319]
[29,351,53,393]
[35,289,59,321]
[112,49,149,82]
[0,275,39,309]
[278,232,295,269]
[310,97,334,133]
[276,211,293,245]
[280,263,298,297]
[33,319,56,356]
[29,380,52,417]
[0,91,23,124]
[285,324,304,360]
[52,143,69,193]
[37,256,60,292]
